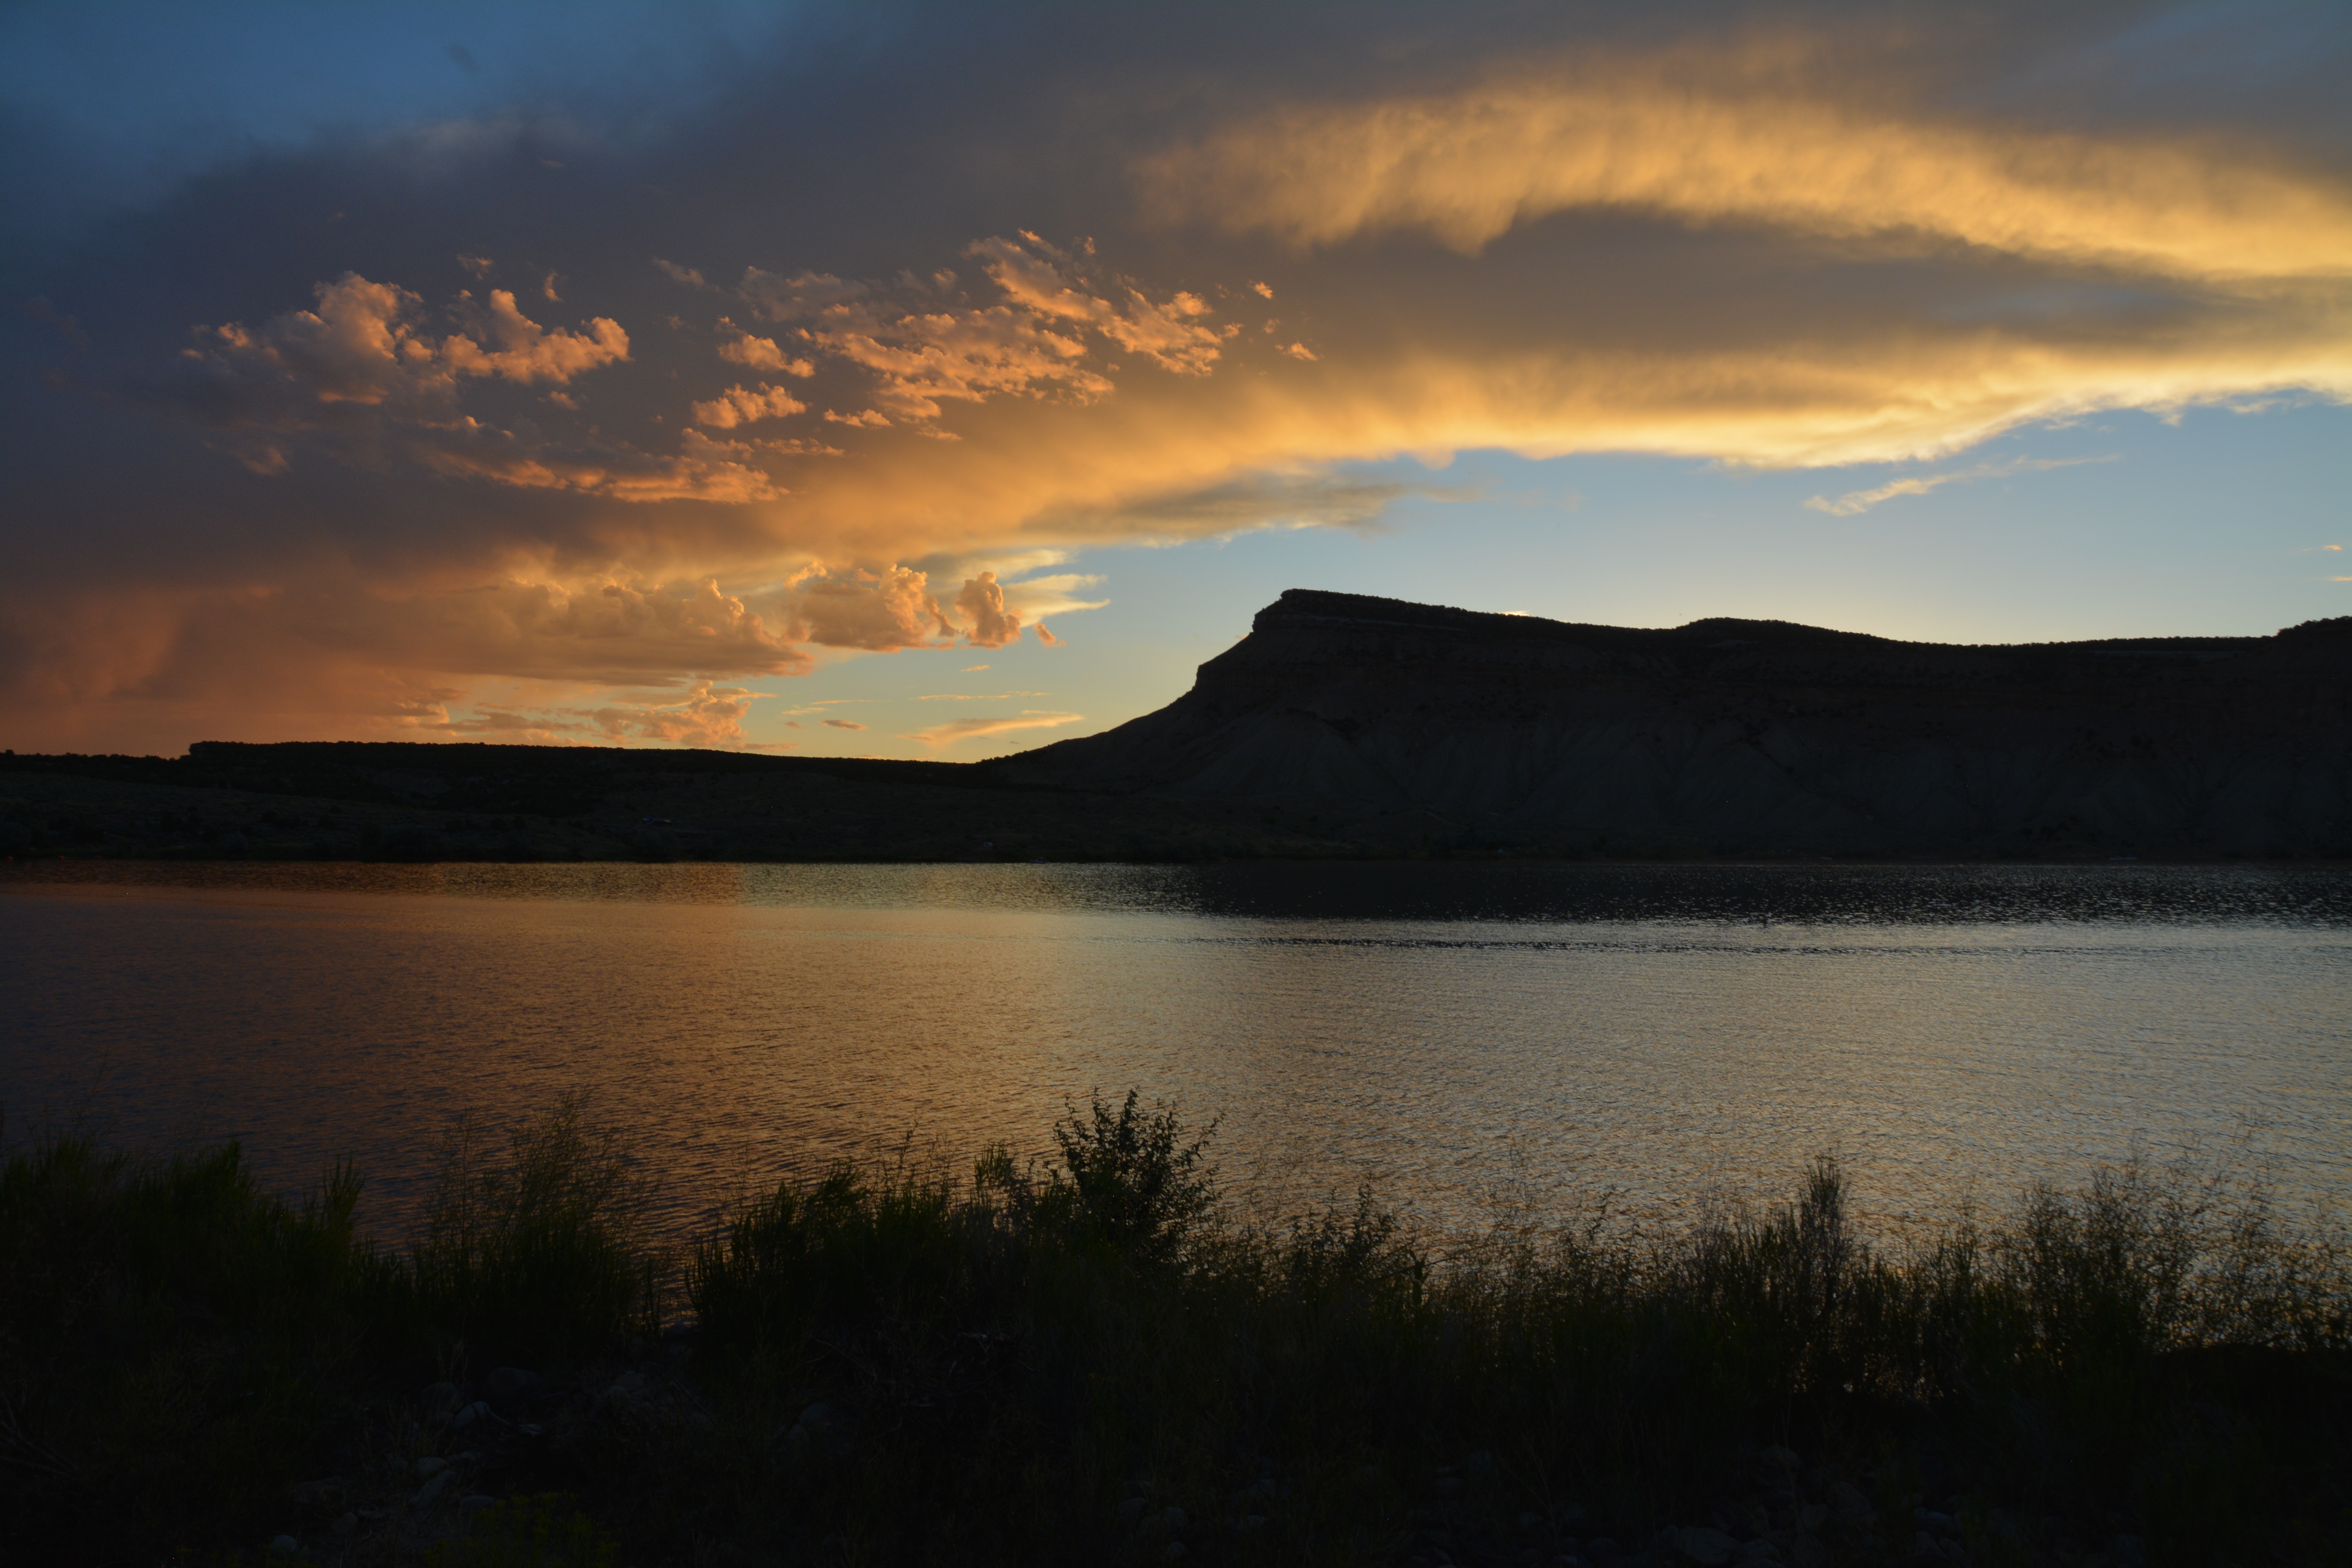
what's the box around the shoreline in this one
[5,1096,2348,1566]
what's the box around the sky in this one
[2,0,2347,760]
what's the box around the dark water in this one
[4,860,2347,1242]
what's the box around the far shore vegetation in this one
[3,1094,2347,1566]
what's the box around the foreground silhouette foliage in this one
[1,1094,2347,1565]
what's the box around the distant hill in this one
[6,591,2348,861]
[988,590,2352,858]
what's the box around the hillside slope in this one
[990,590,2352,857]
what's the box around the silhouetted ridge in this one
[1259,590,1893,653]
[989,588,2352,857]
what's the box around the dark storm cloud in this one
[2,2,2347,749]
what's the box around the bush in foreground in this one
[1,1095,2347,1565]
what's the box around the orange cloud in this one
[954,571,1021,646]
[716,323,816,375]
[411,422,780,502]
[690,382,809,427]
[172,274,626,425]
[901,711,1084,748]
[721,234,1224,423]
[775,563,955,651]
[434,681,767,748]
[1136,60,2352,285]
[439,289,630,384]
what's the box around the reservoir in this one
[4,859,2346,1243]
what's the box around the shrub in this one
[377,1093,659,1368]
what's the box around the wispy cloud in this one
[916,690,1047,701]
[1804,455,2120,517]
[900,711,1084,748]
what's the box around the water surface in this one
[4,860,2346,1242]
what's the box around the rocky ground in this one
[250,1344,2189,1568]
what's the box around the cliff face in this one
[992,590,2352,857]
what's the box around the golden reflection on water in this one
[2,861,2345,1245]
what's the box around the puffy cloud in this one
[901,710,1085,749]
[716,328,815,376]
[141,272,689,497]
[690,382,809,428]
[954,571,1021,647]
[968,234,1225,375]
[160,274,626,430]
[723,234,1224,423]
[439,289,630,384]
[773,564,954,652]
[759,561,1098,652]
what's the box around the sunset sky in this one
[4,1,2347,759]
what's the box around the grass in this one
[1,1094,2347,1566]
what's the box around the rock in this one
[332,1514,358,1535]
[1585,1539,1622,1564]
[1161,1544,1187,1562]
[268,1537,299,1557]
[415,1457,448,1479]
[1734,1540,1780,1564]
[1118,1497,1148,1526]
[420,1381,461,1416]
[1796,1504,1827,1533]
[1240,1515,1267,1531]
[1521,1511,1544,1528]
[1663,1525,1739,1565]
[799,1401,835,1430]
[1161,1506,1187,1531]
[416,1471,453,1506]
[450,1400,492,1430]
[1829,1482,1873,1521]
[459,1495,494,1512]
[1463,1450,1497,1479]
[287,1476,345,1505]
[486,1367,543,1414]
[1761,1446,1801,1474]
